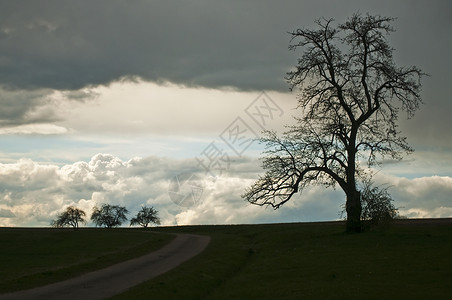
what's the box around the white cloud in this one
[58,81,296,138]
[0,154,451,227]
[402,207,452,219]
[6,81,294,163]
[0,123,69,135]
[371,173,452,218]
[0,154,210,226]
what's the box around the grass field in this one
[1,220,452,299]
[0,228,174,293]
[112,220,452,299]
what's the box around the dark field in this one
[0,228,174,293]
[1,219,452,299]
[114,219,452,299]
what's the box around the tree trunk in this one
[345,125,362,233]
[346,189,362,233]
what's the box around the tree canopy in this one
[91,204,129,228]
[51,206,87,229]
[243,13,424,232]
[130,206,161,228]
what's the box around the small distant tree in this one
[91,204,128,228]
[51,206,87,229]
[130,206,161,228]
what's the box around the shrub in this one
[360,181,398,228]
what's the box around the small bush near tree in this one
[341,178,399,230]
[130,206,161,228]
[360,180,398,228]
[91,204,128,228]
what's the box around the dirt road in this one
[0,233,210,300]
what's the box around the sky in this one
[0,0,451,227]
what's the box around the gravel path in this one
[0,233,210,300]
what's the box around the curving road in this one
[0,233,210,300]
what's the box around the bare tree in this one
[91,204,128,228]
[130,206,161,228]
[51,206,87,229]
[243,13,424,232]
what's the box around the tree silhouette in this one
[243,13,424,232]
[51,206,87,229]
[91,204,128,228]
[130,206,161,228]
[360,180,398,226]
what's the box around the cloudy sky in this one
[0,0,451,227]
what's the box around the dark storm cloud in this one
[0,88,58,126]
[0,0,298,91]
[0,0,451,146]
[0,86,98,128]
[3,0,448,92]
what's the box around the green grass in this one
[2,222,452,299]
[0,228,174,293]
[111,221,452,299]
